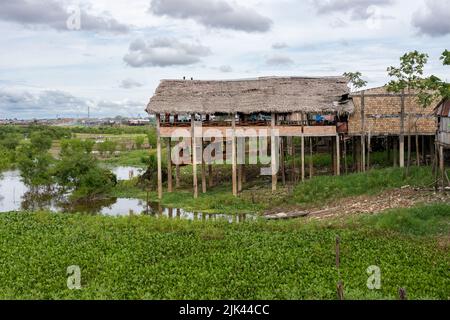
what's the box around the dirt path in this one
[264,188,450,220]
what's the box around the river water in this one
[0,169,254,222]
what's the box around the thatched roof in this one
[146,76,353,115]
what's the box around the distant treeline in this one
[0,124,154,139]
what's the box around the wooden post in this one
[201,140,206,194]
[399,92,405,168]
[367,132,371,171]
[440,145,445,190]
[287,136,294,183]
[156,114,163,200]
[208,164,213,187]
[191,114,198,199]
[355,137,361,172]
[361,91,366,172]
[238,164,243,193]
[271,113,277,192]
[281,137,286,185]
[232,114,238,196]
[343,136,348,174]
[301,135,305,181]
[336,135,341,176]
[331,137,336,175]
[393,137,398,167]
[309,137,313,179]
[416,131,420,166]
[175,164,180,189]
[166,138,173,192]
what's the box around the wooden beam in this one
[393,136,398,167]
[175,164,180,189]
[309,137,313,179]
[301,135,305,181]
[271,113,277,192]
[156,114,163,200]
[367,132,371,171]
[201,140,206,194]
[232,114,238,196]
[238,164,243,193]
[281,137,286,185]
[191,114,198,198]
[439,145,445,189]
[208,164,213,187]
[336,135,341,176]
[399,92,405,168]
[361,91,366,172]
[166,138,172,192]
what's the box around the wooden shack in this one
[146,76,353,199]
[349,86,437,170]
[435,99,450,186]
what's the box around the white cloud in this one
[123,37,211,67]
[0,0,130,33]
[266,55,294,66]
[412,0,450,37]
[149,0,273,32]
[120,78,144,89]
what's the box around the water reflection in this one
[0,170,255,222]
[110,166,144,181]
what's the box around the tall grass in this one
[290,166,434,205]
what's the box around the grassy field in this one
[110,166,438,214]
[0,204,448,299]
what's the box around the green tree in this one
[0,133,22,151]
[16,144,54,189]
[30,131,53,152]
[386,50,429,175]
[97,139,117,156]
[54,139,116,200]
[0,146,13,171]
[134,136,145,150]
[343,71,368,91]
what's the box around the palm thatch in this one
[146,76,353,115]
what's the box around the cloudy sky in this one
[0,0,449,119]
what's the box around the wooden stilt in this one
[232,114,237,196]
[367,132,371,171]
[439,145,445,189]
[355,137,362,172]
[416,131,420,166]
[343,136,348,174]
[301,135,305,181]
[271,113,277,192]
[201,140,206,194]
[166,138,173,192]
[336,135,341,176]
[156,114,163,200]
[393,136,398,167]
[208,164,213,187]
[287,136,294,183]
[175,164,180,188]
[238,164,243,192]
[399,92,405,168]
[309,137,313,179]
[361,91,366,172]
[191,114,198,198]
[331,137,336,175]
[281,137,286,185]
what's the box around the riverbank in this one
[110,166,444,215]
[0,203,448,299]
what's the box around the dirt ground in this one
[264,188,450,220]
